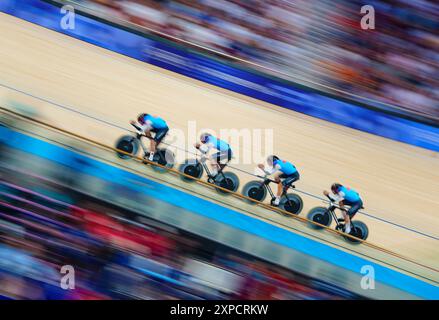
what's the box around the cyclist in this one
[258,155,300,206]
[195,133,232,178]
[131,113,169,161]
[324,183,363,234]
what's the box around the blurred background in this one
[74,0,439,118]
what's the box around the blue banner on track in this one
[1,0,438,152]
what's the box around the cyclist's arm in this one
[140,121,153,136]
[199,142,214,154]
[331,191,345,205]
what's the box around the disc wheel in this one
[178,160,203,182]
[242,181,267,204]
[215,172,240,194]
[115,135,139,159]
[307,207,332,229]
[150,149,175,173]
[279,193,303,215]
[344,221,369,243]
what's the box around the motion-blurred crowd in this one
[0,168,361,300]
[74,0,438,118]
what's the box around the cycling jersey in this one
[142,115,168,130]
[338,186,361,203]
[206,136,231,152]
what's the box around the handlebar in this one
[131,122,142,131]
[256,174,276,184]
[131,122,152,140]
[255,174,297,189]
[325,195,348,212]
[131,123,143,136]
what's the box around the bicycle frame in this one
[199,157,228,181]
[254,177,276,199]
[254,176,297,209]
[325,195,351,229]
[327,204,344,228]
[137,135,149,155]
[255,175,293,199]
[131,123,149,153]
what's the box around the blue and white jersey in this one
[141,114,168,130]
[206,135,231,152]
[338,186,361,202]
[273,159,297,175]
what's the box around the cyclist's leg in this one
[273,173,286,205]
[273,172,300,205]
[226,148,232,162]
[341,199,361,233]
[281,172,300,192]
[148,128,158,153]
[347,199,362,219]
[213,149,232,173]
[153,127,168,149]
[148,128,168,161]
[218,149,232,170]
[144,129,158,160]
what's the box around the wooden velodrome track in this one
[0,13,438,276]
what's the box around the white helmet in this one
[267,155,279,166]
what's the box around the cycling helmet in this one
[200,132,211,143]
[331,183,342,193]
[267,155,280,166]
[137,113,148,125]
